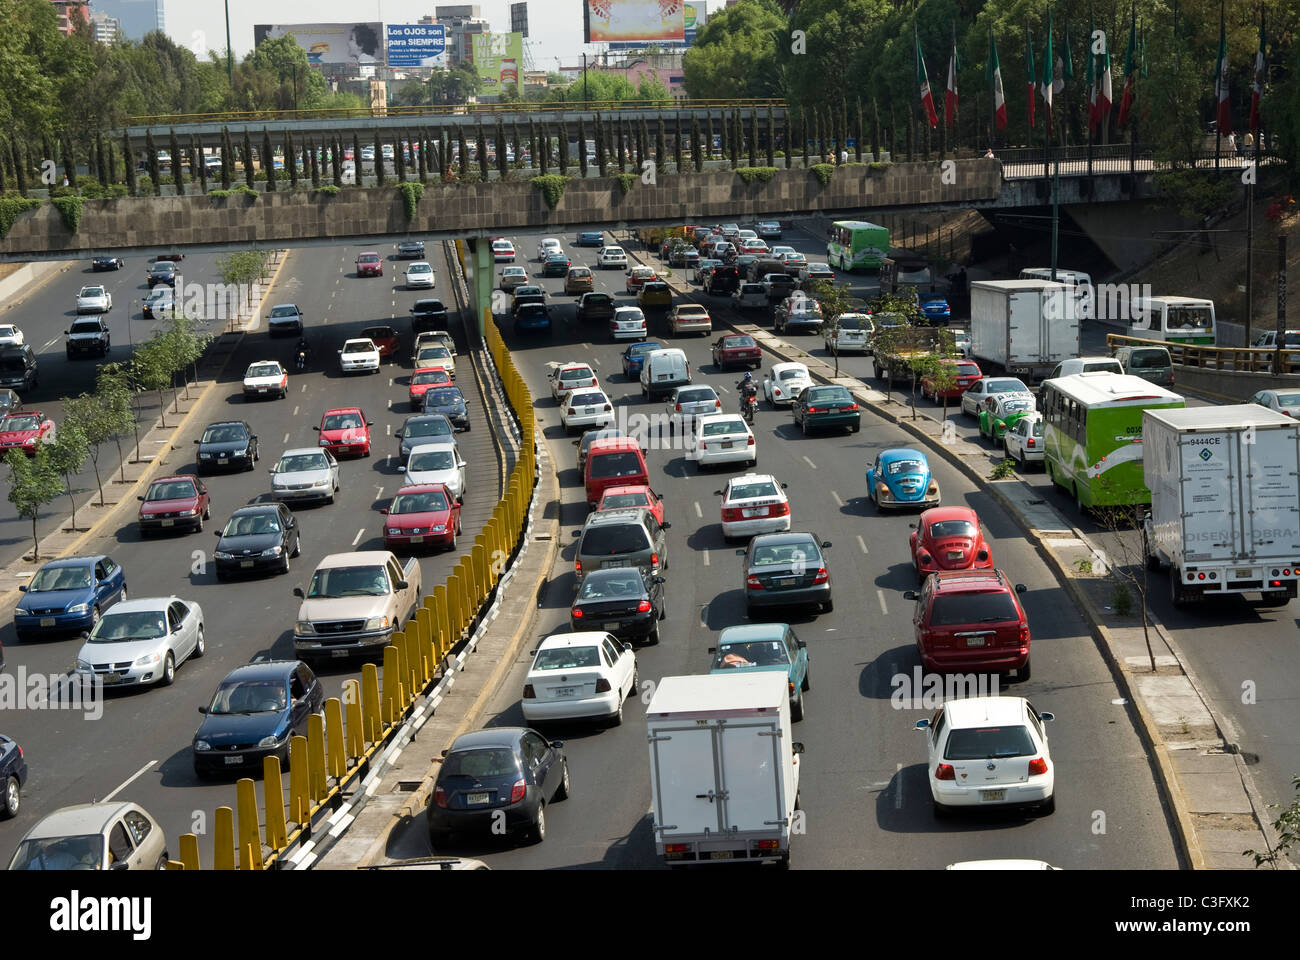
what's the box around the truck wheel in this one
[1169,568,1191,608]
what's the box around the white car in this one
[549,362,598,402]
[242,360,288,400]
[952,329,972,358]
[491,239,516,262]
[915,696,1056,817]
[736,229,757,242]
[0,324,24,346]
[404,261,435,290]
[413,331,456,361]
[521,632,637,725]
[401,440,466,501]
[825,313,874,353]
[610,306,647,341]
[770,245,796,259]
[73,597,205,689]
[537,237,563,261]
[75,285,112,313]
[561,388,615,433]
[666,384,721,432]
[1003,411,1045,464]
[338,338,381,374]
[597,246,629,269]
[716,473,791,539]
[756,221,782,239]
[499,265,528,290]
[762,362,813,406]
[691,413,756,469]
[720,223,740,238]
[960,377,1032,417]
[269,447,340,504]
[1249,388,1300,418]
[414,344,455,379]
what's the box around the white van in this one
[1045,356,1123,380]
[1019,268,1094,320]
[640,348,691,402]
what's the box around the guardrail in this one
[1106,333,1300,373]
[995,145,1282,178]
[166,301,536,870]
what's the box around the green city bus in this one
[1042,372,1184,511]
[827,221,890,272]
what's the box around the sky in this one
[162,0,720,72]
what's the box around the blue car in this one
[708,623,809,721]
[575,232,604,247]
[918,293,951,322]
[0,734,27,818]
[193,660,324,778]
[422,386,470,430]
[621,340,663,379]
[13,555,127,639]
[867,448,941,510]
[514,304,551,334]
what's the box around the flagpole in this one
[1087,2,1093,175]
[988,26,996,150]
[1214,0,1223,172]
[1245,5,1262,343]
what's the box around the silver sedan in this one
[74,597,205,688]
[269,447,340,504]
[75,285,112,313]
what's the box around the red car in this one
[625,266,658,293]
[711,334,762,371]
[408,367,453,410]
[355,252,383,277]
[904,569,1032,680]
[137,474,211,535]
[314,407,373,458]
[361,325,401,360]
[922,359,983,401]
[596,484,666,526]
[0,411,55,456]
[910,506,994,581]
[737,239,769,255]
[154,252,185,262]
[381,483,461,551]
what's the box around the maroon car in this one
[711,334,762,371]
[154,252,185,262]
[137,474,211,536]
[356,252,383,277]
[923,359,983,402]
[361,325,401,361]
[381,483,462,551]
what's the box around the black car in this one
[410,299,448,333]
[763,272,799,301]
[421,387,470,431]
[396,240,426,259]
[396,413,456,461]
[570,568,665,644]
[147,261,177,288]
[213,503,300,579]
[193,660,323,777]
[426,727,568,847]
[511,286,547,314]
[194,421,259,473]
[739,532,834,616]
[706,265,742,295]
[0,345,38,393]
[91,256,123,271]
[0,734,27,818]
[541,253,572,277]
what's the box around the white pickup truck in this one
[293,551,422,662]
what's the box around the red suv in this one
[904,569,1032,681]
[355,252,383,277]
[138,474,211,535]
[922,359,982,402]
[314,407,374,458]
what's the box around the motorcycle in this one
[295,340,309,371]
[740,392,758,423]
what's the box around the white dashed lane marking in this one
[831,490,843,507]
[857,535,868,554]
[802,456,817,470]
[877,589,888,615]
[352,528,365,546]
[694,501,702,518]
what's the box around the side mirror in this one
[707,647,716,654]
[914,719,931,730]
[380,508,388,515]
[712,489,723,496]
[137,496,145,502]
[661,521,671,529]
[796,640,806,649]
[198,706,208,714]
[292,587,305,599]
[17,584,26,593]
[441,748,448,758]
[821,541,831,549]
[572,530,581,537]
[268,468,276,473]
[367,421,375,427]
[1015,584,1027,594]
[110,861,129,871]
[395,581,409,591]
[193,439,200,444]
[550,740,565,750]
[214,530,221,536]
[908,522,917,529]
[654,576,665,584]
[735,549,746,556]
[782,482,789,488]
[312,425,320,431]
[903,590,919,601]
[792,742,805,755]
[572,440,580,446]
[1040,712,1055,722]
[622,642,632,651]
[398,465,407,472]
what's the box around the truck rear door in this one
[650,726,722,839]
[1179,431,1239,562]
[718,721,784,833]
[1007,291,1039,363]
[1241,425,1300,559]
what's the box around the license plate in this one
[224,755,243,765]
[604,622,623,630]
[554,686,578,697]
[585,407,596,415]
[742,507,766,518]
[710,851,735,860]
[947,551,964,560]
[980,789,1006,802]
[1235,568,1253,578]
[410,535,424,544]
[467,792,490,805]
[218,458,228,464]
[240,560,254,568]
[257,388,267,393]
[721,441,733,449]
[604,560,628,569]
[775,577,795,586]
[161,519,175,527]
[104,673,122,683]
[966,636,987,647]
[40,617,56,627]
[331,649,349,658]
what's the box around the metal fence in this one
[996,144,1284,179]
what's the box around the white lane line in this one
[802,456,817,470]
[857,535,868,554]
[385,423,391,436]
[582,343,590,350]
[702,550,710,566]
[352,528,365,546]
[283,432,290,444]
[592,357,601,366]
[300,384,306,393]
[831,490,843,507]
[388,378,394,387]
[103,761,156,802]
[694,501,702,518]
[42,337,59,350]
[292,405,299,416]
[877,589,888,615]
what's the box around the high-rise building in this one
[89,11,121,44]
[429,5,490,67]
[88,0,164,42]
[49,0,89,34]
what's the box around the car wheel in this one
[554,760,571,801]
[280,551,291,575]
[801,667,810,692]
[159,652,176,686]
[791,691,805,722]
[2,775,20,819]
[195,514,203,533]
[203,504,211,520]
[193,627,206,658]
[528,804,547,844]
[292,536,302,558]
[610,697,624,726]
[155,855,169,870]
[91,604,101,628]
[1017,656,1030,682]
[120,585,127,602]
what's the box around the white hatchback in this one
[716,473,791,539]
[915,696,1056,817]
[610,306,647,341]
[0,324,24,346]
[691,413,756,469]
[537,237,563,261]
[960,377,1031,417]
[763,362,813,406]
[549,362,598,402]
[561,388,615,433]
[75,285,112,313]
[401,440,466,501]
[521,632,637,725]
[825,313,874,353]
[1003,411,1045,464]
[666,384,721,432]
[404,261,435,290]
[338,338,381,373]
[598,246,629,269]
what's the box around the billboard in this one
[510,1,529,38]
[584,0,685,43]
[386,24,447,67]
[471,32,524,97]
[254,23,384,65]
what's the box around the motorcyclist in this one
[737,372,758,414]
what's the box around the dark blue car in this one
[575,232,604,247]
[422,388,470,430]
[0,734,27,818]
[621,340,663,379]
[514,304,551,334]
[193,660,324,778]
[13,555,127,639]
[918,292,951,322]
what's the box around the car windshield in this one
[929,520,977,539]
[443,748,520,779]
[202,425,247,443]
[322,414,364,431]
[702,420,745,437]
[414,301,445,313]
[751,541,817,566]
[589,451,643,479]
[28,565,93,591]
[945,725,1036,760]
[678,389,715,403]
[713,641,790,668]
[9,835,103,871]
[269,306,298,318]
[886,459,925,475]
[581,524,649,555]
[306,565,389,598]
[414,370,451,387]
[730,481,779,500]
[955,363,979,376]
[578,571,644,599]
[807,388,850,403]
[570,269,591,277]
[80,287,105,297]
[1030,421,1045,436]
[358,255,379,264]
[838,317,870,330]
[146,480,196,500]
[70,322,101,334]
[409,449,455,472]
[363,329,395,341]
[987,379,1027,393]
[406,419,452,440]
[2,415,41,431]
[778,369,806,381]
[391,491,449,514]
[147,290,171,302]
[90,610,167,642]
[930,593,1019,625]
[278,454,328,472]
[601,492,649,511]
[246,363,280,379]
[343,342,374,354]
[408,264,431,274]
[1128,350,1170,369]
[643,283,668,292]
[1000,400,1033,414]
[209,679,288,714]
[570,392,606,406]
[504,268,525,276]
[629,344,659,357]
[151,263,174,273]
[560,368,592,382]
[424,389,463,408]
[222,513,280,537]
[725,337,756,347]
[419,347,451,360]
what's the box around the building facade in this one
[89,12,121,44]
[49,0,89,34]
[87,0,164,42]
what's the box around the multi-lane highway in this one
[381,226,1183,869]
[0,240,503,860]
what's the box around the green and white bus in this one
[1129,296,1216,345]
[827,221,889,272]
[1042,371,1184,510]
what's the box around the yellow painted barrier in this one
[236,779,261,870]
[381,640,401,726]
[459,553,479,607]
[213,807,235,870]
[446,573,464,642]
[307,713,327,803]
[431,584,449,657]
[361,663,382,743]
[264,756,289,848]
[343,679,364,760]
[472,542,488,604]
[179,833,200,871]
[165,859,184,869]
[402,626,420,701]
[325,698,346,781]
[394,641,409,711]
[416,606,435,680]
[288,737,310,825]
[455,560,473,624]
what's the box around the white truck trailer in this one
[1143,405,1300,607]
[969,279,1079,381]
[646,672,804,868]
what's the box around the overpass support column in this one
[466,238,494,343]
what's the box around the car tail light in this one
[847,403,859,411]
[877,483,889,498]
[722,507,742,522]
[806,407,820,414]
[788,681,795,695]
[746,574,763,589]
[637,600,652,613]
[927,483,939,495]
[603,404,612,412]
[715,399,722,409]
[574,559,582,574]
[675,402,682,411]
[1272,579,1283,587]
[812,567,828,584]
[433,785,450,808]
[756,839,781,851]
[650,552,659,567]
[568,407,577,415]
[665,843,688,854]
[747,435,755,445]
[523,683,536,699]
[698,439,705,450]
[1019,624,1030,645]
[935,764,955,781]
[509,779,527,803]
[594,678,612,693]
[571,608,583,619]
[772,502,790,516]
[1027,438,1036,447]
[1028,757,1049,776]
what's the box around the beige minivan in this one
[1114,345,1173,387]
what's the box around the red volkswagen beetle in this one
[909,506,994,582]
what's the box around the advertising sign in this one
[254,23,385,65]
[386,24,447,67]
[472,32,524,97]
[584,0,686,43]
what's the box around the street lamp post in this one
[127,301,141,463]
[223,0,233,85]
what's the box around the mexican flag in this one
[1214,18,1230,135]
[1040,12,1055,129]
[1117,11,1137,126]
[1086,20,1098,133]
[1025,28,1036,128]
[1250,10,1264,133]
[917,30,938,128]
[987,28,1007,130]
[1054,19,1073,95]
[1097,31,1114,121]
[945,26,960,127]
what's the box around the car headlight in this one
[258,734,284,748]
[193,740,212,752]
[431,524,446,532]
[388,528,401,535]
[261,545,283,557]
[179,508,198,517]
[295,621,314,634]
[198,452,211,459]
[214,551,233,560]
[313,479,329,487]
[319,439,329,446]
[66,603,89,615]
[74,658,92,672]
[235,448,248,457]
[365,616,391,631]
[134,652,161,666]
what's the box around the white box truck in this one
[970,279,1079,381]
[1143,405,1300,607]
[646,672,803,868]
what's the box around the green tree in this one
[595,113,607,176]
[691,114,702,170]
[457,125,469,178]
[673,112,683,172]
[353,131,362,184]
[477,123,489,180]
[309,137,321,187]
[168,128,182,193]
[558,120,571,175]
[5,446,63,561]
[261,128,276,190]
[373,129,385,186]
[62,395,107,506]
[220,127,233,188]
[682,0,786,99]
[656,113,667,175]
[134,328,181,426]
[242,129,254,189]
[286,128,297,188]
[192,134,207,193]
[145,128,161,194]
[122,130,136,195]
[578,116,589,177]
[497,118,509,178]
[47,418,89,531]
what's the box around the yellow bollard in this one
[416,607,435,683]
[361,662,382,743]
[473,540,488,602]
[484,519,501,585]
[454,560,473,624]
[381,644,401,725]
[179,833,201,871]
[307,713,327,804]
[400,627,418,701]
[213,806,236,871]
[263,755,289,848]
[446,574,464,643]
[432,584,450,657]
[394,640,409,710]
[288,736,311,825]
[235,778,261,870]
[325,698,346,781]
[343,679,364,760]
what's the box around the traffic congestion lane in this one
[0,240,503,857]
[377,228,1179,869]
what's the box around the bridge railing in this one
[996,145,1282,178]
[1106,333,1300,374]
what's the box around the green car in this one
[978,394,1036,441]
[792,385,860,435]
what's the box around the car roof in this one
[538,631,616,649]
[228,504,281,516]
[24,802,142,839]
[316,551,398,569]
[35,555,106,570]
[880,448,926,461]
[588,436,643,454]
[280,447,329,458]
[771,362,810,373]
[450,727,527,751]
[931,569,1010,593]
[942,696,1028,728]
[718,623,788,643]
[149,474,198,484]
[583,507,651,526]
[695,413,748,425]
[750,532,818,547]
[601,484,652,497]
[921,506,978,524]
[394,483,452,497]
[106,596,182,613]
[727,473,781,488]
[409,439,458,453]
[204,419,248,429]
[216,660,299,683]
